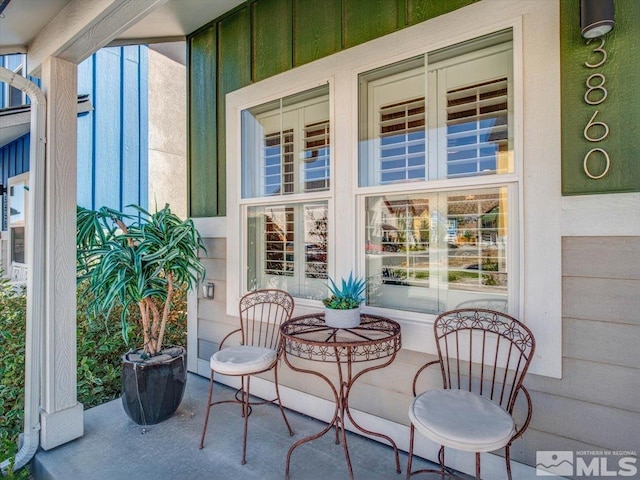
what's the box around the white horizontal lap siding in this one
[522,234,640,460]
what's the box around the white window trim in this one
[227,1,561,378]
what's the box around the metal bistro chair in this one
[406,309,535,480]
[199,289,295,464]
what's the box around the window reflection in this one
[365,188,508,314]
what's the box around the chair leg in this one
[505,446,512,480]
[199,369,215,449]
[274,361,294,436]
[439,446,446,479]
[406,424,415,480]
[241,375,250,465]
[475,452,481,480]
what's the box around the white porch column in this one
[39,56,83,450]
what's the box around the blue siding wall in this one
[0,135,29,230]
[1,46,148,229]
[77,45,149,214]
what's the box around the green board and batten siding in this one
[560,0,640,195]
[187,0,477,217]
[188,0,640,217]
[189,28,218,217]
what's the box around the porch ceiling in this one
[0,0,243,54]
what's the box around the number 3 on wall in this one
[585,37,607,68]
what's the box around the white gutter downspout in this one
[0,67,46,473]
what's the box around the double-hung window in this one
[241,85,330,299]
[359,31,516,315]
[238,33,516,313]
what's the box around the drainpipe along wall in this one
[0,67,46,473]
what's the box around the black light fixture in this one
[0,183,6,195]
[202,281,215,299]
[581,0,615,39]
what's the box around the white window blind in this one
[446,78,508,178]
[379,97,426,184]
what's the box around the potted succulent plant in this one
[322,272,367,328]
[76,204,206,425]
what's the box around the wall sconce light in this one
[202,281,215,299]
[581,0,615,39]
[0,183,5,195]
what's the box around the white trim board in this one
[562,193,640,237]
[193,361,539,480]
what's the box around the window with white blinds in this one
[379,97,426,184]
[242,84,329,200]
[446,78,508,178]
[242,85,330,299]
[359,37,512,186]
[360,34,514,314]
[247,202,328,299]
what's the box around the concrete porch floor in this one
[32,373,445,480]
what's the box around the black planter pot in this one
[121,346,187,425]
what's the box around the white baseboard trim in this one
[192,359,539,479]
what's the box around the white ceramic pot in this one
[324,306,361,328]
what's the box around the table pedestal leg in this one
[342,352,402,475]
[283,350,401,479]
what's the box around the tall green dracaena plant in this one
[77,204,206,357]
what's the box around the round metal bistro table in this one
[280,313,402,480]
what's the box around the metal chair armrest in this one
[511,385,533,441]
[218,328,242,350]
[412,359,442,397]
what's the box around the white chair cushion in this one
[210,345,277,376]
[409,389,515,452]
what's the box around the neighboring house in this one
[187,0,639,476]
[0,53,40,279]
[0,43,186,276]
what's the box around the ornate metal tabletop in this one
[280,313,401,362]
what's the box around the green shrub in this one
[0,276,187,470]
[0,277,27,448]
[0,432,29,479]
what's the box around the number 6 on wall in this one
[583,111,609,142]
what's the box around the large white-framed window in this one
[240,85,330,299]
[227,2,561,378]
[358,33,515,316]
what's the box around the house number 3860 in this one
[583,37,610,180]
